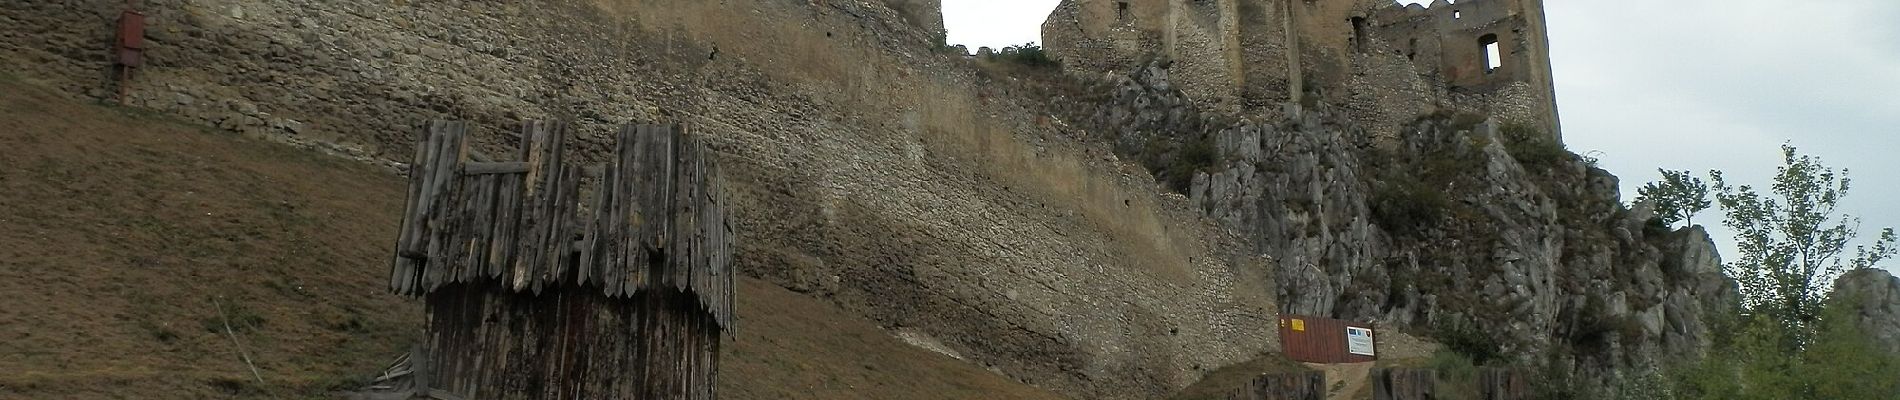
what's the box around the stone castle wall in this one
[1166,0,1243,113]
[0,0,1282,398]
[1041,0,1167,77]
[1373,0,1562,140]
[1044,0,1563,142]
[886,0,946,44]
[1234,0,1296,109]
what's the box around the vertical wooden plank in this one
[585,130,622,292]
[576,162,600,290]
[534,161,562,293]
[670,127,694,293]
[489,126,530,283]
[450,124,478,285]
[511,122,547,290]
[481,173,502,275]
[631,124,673,292]
[694,132,711,296]
[543,123,573,291]
[465,174,489,281]
[490,170,520,278]
[414,121,452,293]
[391,122,434,294]
[423,122,465,292]
[547,163,581,292]
[613,126,643,296]
[392,121,434,293]
[520,121,563,291]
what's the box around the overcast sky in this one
[944,0,1900,277]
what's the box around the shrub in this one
[1426,349,1481,400]
[986,42,1059,68]
[1136,133,1220,194]
[1633,169,1711,228]
[1596,367,1675,400]
[1431,316,1501,365]
[1371,179,1449,235]
[1499,123,1569,170]
[1670,304,1900,400]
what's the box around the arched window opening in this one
[1116,1,1130,22]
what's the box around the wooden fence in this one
[388,120,734,400]
[1222,367,1524,400]
[1372,368,1435,400]
[1479,368,1529,400]
[1227,371,1326,400]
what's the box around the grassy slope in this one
[0,76,420,398]
[0,77,1066,400]
[1167,353,1313,400]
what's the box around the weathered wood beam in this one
[464,162,529,175]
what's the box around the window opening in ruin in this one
[1117,1,1130,22]
[1350,17,1368,53]
[1480,34,1502,73]
[1453,10,1462,19]
[1407,38,1418,60]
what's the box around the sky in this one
[943,0,1900,278]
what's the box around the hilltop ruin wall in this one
[1043,0,1563,142]
[0,1,1280,398]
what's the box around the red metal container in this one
[116,10,145,67]
[1278,314,1378,364]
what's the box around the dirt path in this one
[1309,362,1376,400]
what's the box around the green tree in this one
[1796,297,1900,399]
[1661,144,1897,400]
[1672,301,1900,399]
[986,42,1058,68]
[1709,144,1896,345]
[1635,169,1711,227]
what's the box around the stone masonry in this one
[1043,0,1563,143]
[0,0,1282,398]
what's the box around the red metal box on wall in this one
[116,11,145,67]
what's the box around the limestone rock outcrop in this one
[2,1,1278,398]
[1049,61,1736,377]
[1834,268,1900,355]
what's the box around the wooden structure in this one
[389,120,734,399]
[1371,368,1435,400]
[1478,368,1529,400]
[1226,371,1325,400]
[1277,315,1378,364]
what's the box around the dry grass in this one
[0,77,1067,399]
[0,74,422,398]
[1168,353,1314,400]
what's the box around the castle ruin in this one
[1043,0,1562,142]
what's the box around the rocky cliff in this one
[1834,268,1900,355]
[1,1,1281,398]
[1038,62,1738,377]
[0,0,1777,395]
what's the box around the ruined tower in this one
[1372,0,1562,141]
[1043,0,1563,142]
